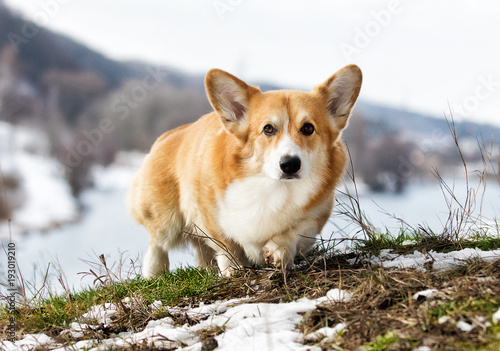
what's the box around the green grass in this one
[1,266,219,335]
[361,331,400,351]
[355,226,500,256]
[430,297,500,322]
[122,266,219,305]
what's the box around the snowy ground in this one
[0,121,79,237]
[2,289,352,351]
[371,247,500,271]
[90,150,145,192]
[3,247,500,351]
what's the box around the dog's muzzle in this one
[279,155,301,179]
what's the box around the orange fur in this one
[128,65,362,277]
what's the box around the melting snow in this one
[81,303,120,326]
[302,324,346,342]
[370,248,500,271]
[91,150,144,191]
[2,289,353,351]
[0,121,78,236]
[8,153,79,232]
[492,307,500,325]
[412,289,439,300]
[456,320,475,332]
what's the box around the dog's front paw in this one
[263,241,292,269]
[216,253,238,277]
[219,266,234,278]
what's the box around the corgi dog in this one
[128,64,362,277]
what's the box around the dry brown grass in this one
[296,257,500,350]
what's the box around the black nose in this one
[279,155,301,175]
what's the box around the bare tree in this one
[42,70,107,126]
[358,136,413,193]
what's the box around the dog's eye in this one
[263,124,277,136]
[300,123,315,136]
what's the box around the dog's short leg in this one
[190,238,216,268]
[142,244,170,278]
[263,223,319,269]
[215,252,235,277]
[214,246,248,277]
[263,239,296,270]
[296,228,319,257]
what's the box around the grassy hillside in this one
[1,235,500,350]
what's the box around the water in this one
[327,178,500,240]
[4,178,500,295]
[4,189,195,295]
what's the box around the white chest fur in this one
[217,175,321,260]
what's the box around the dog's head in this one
[205,65,362,181]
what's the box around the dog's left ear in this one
[315,64,362,130]
[205,69,260,136]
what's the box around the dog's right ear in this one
[205,69,260,135]
[314,64,362,131]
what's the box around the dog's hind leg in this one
[142,243,170,278]
[128,169,187,278]
[142,217,184,278]
[132,196,185,278]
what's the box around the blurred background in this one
[0,0,499,293]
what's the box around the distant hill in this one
[356,101,500,144]
[0,5,205,90]
[0,6,128,88]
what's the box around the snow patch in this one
[302,323,346,342]
[369,248,500,271]
[492,307,500,325]
[5,288,352,351]
[438,316,451,324]
[0,121,79,236]
[81,303,120,326]
[91,150,144,191]
[324,288,353,303]
[10,153,79,231]
[414,347,432,351]
[2,333,55,351]
[412,289,439,300]
[456,320,475,332]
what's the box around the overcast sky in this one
[5,0,500,126]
